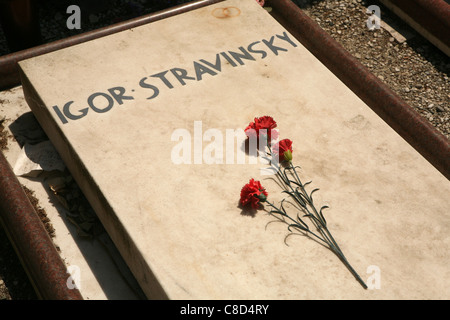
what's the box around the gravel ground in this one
[0,0,448,300]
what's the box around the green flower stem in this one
[290,166,367,289]
[288,162,343,254]
[265,147,367,289]
[264,200,329,248]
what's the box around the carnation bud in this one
[283,149,293,162]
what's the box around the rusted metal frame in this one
[378,0,450,56]
[0,151,83,300]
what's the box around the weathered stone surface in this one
[19,0,450,299]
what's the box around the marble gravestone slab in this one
[19,0,449,299]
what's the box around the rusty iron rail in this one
[378,0,450,56]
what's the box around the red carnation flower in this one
[240,178,268,209]
[272,139,293,162]
[245,116,279,142]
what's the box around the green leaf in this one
[303,180,312,188]
[295,190,309,206]
[309,188,320,202]
[270,209,284,216]
[288,223,308,232]
[290,180,301,187]
[319,205,329,225]
[296,213,309,230]
[292,190,307,208]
